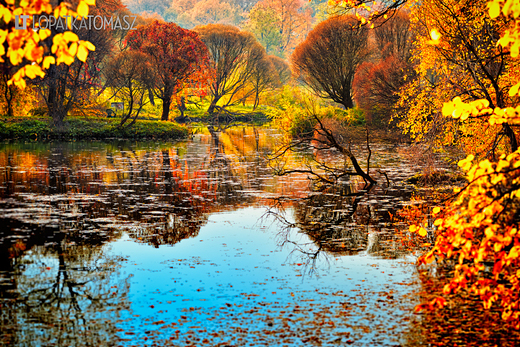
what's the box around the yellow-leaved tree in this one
[412,0,520,328]
[395,0,520,155]
[0,0,96,89]
[329,0,520,328]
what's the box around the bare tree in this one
[195,24,267,115]
[270,111,376,187]
[105,51,154,127]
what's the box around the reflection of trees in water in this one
[399,270,520,347]
[0,134,261,249]
[0,224,130,346]
[269,181,416,271]
[293,183,370,256]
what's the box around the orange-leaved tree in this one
[0,0,96,89]
[408,0,520,328]
[125,21,211,121]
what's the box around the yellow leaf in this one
[77,44,89,62]
[418,227,428,237]
[442,102,455,116]
[63,31,79,42]
[509,82,520,97]
[488,1,501,18]
[24,65,45,79]
[432,206,441,215]
[84,0,96,5]
[0,29,7,44]
[77,1,89,17]
[43,56,55,69]
[83,41,96,51]
[68,42,78,56]
[0,7,12,23]
[430,28,441,42]
[39,29,51,41]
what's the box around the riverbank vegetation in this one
[2,0,520,337]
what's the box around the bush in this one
[0,120,50,139]
[344,107,366,126]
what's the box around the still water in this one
[0,127,486,346]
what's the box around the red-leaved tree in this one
[353,11,414,126]
[125,21,211,121]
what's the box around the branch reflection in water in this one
[264,177,419,276]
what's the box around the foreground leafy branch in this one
[409,0,520,328]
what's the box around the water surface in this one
[0,128,452,346]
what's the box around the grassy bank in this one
[0,117,189,141]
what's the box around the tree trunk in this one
[342,89,354,109]
[5,86,13,118]
[161,98,171,121]
[207,101,217,115]
[503,123,518,152]
[177,96,187,120]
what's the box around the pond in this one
[0,127,516,346]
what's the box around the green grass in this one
[0,117,188,141]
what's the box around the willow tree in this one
[291,15,370,109]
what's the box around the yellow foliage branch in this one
[410,0,520,327]
[0,0,96,88]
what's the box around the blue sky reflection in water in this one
[109,207,419,346]
[0,130,426,346]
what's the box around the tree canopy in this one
[0,0,97,89]
[291,15,370,109]
[125,21,211,121]
[195,24,269,115]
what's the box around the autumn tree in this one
[291,15,370,109]
[395,0,520,154]
[353,11,414,126]
[163,0,240,29]
[269,55,291,86]
[105,51,153,127]
[111,9,155,51]
[249,55,278,109]
[195,24,267,115]
[412,0,520,326]
[243,6,282,56]
[0,63,18,118]
[39,25,115,125]
[125,21,211,121]
[244,0,312,57]
[337,0,520,329]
